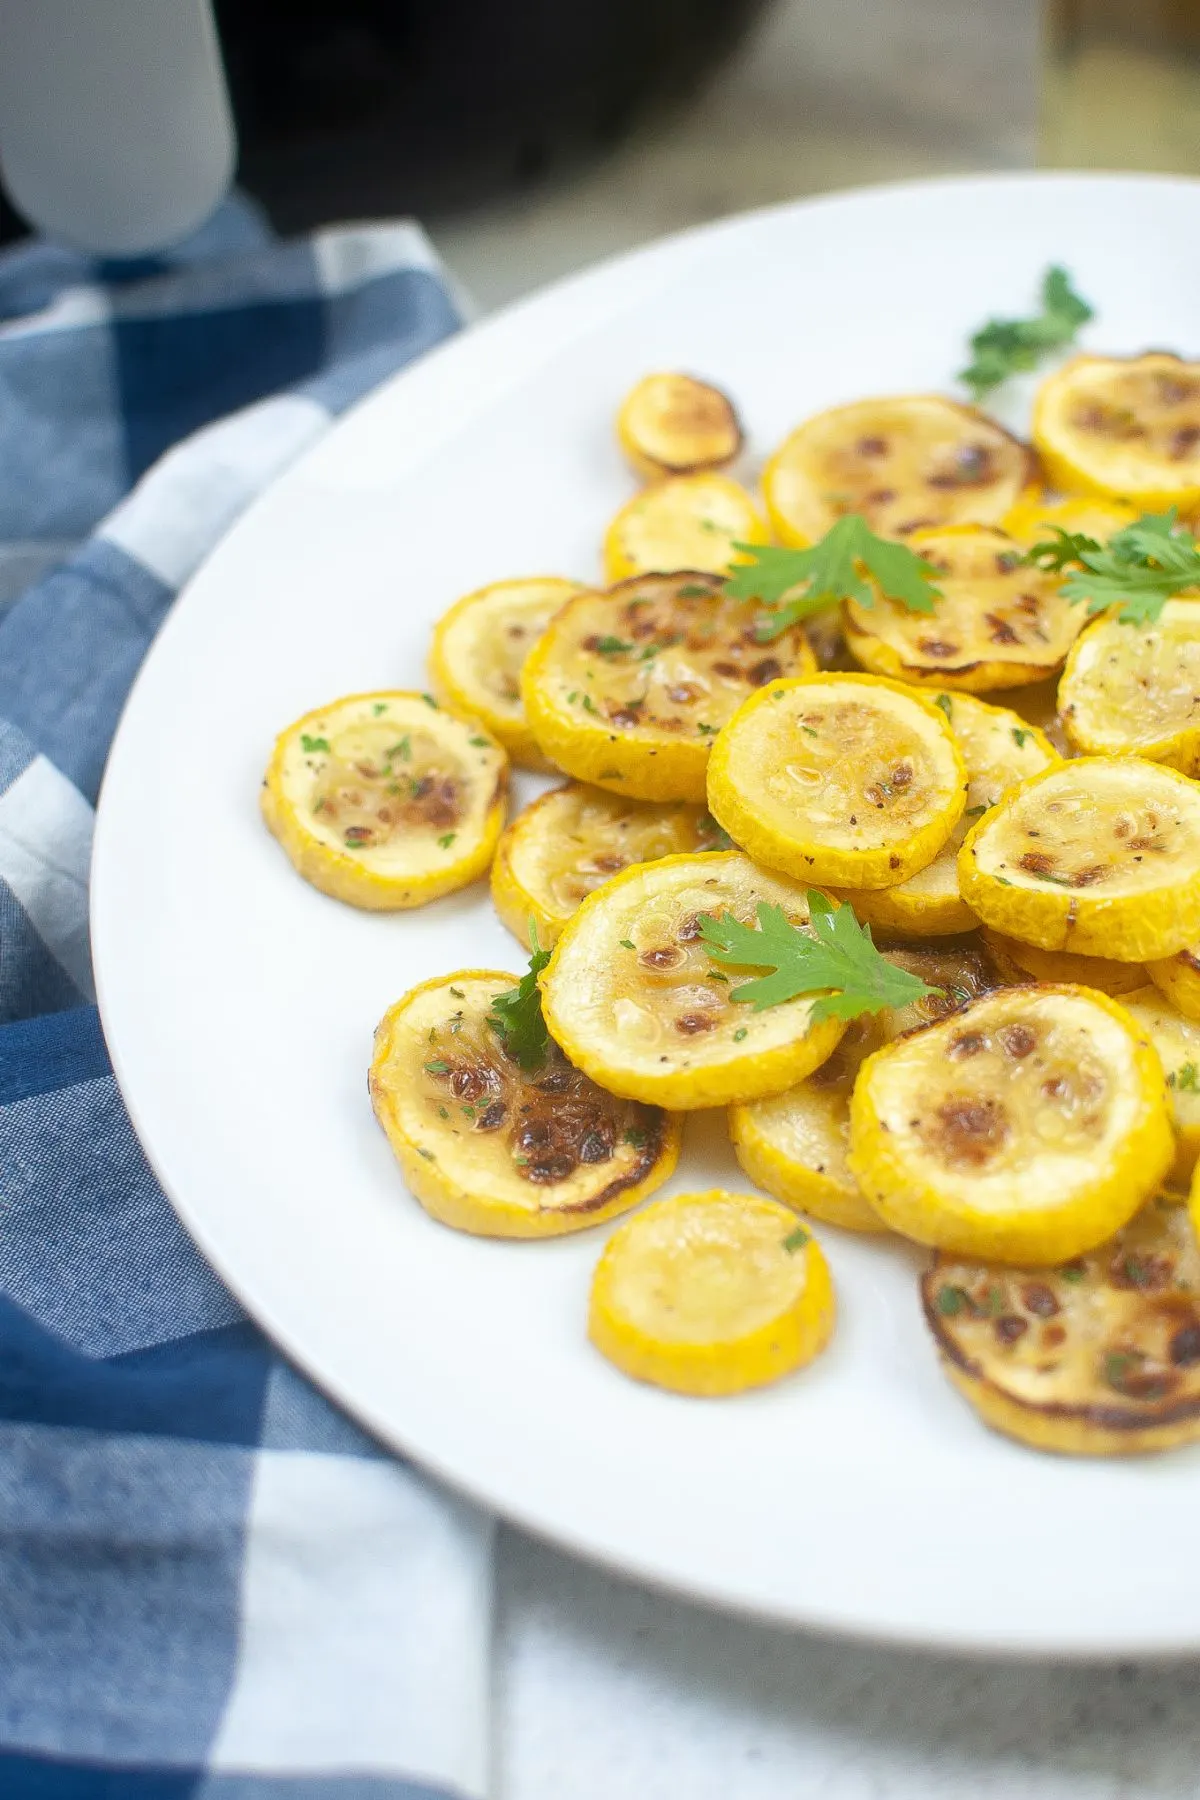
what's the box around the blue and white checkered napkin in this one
[0,198,493,1799]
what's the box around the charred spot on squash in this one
[925,1094,1010,1167]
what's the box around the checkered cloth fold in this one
[0,198,492,1799]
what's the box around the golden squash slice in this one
[706,673,966,890]
[923,1194,1200,1456]
[602,472,768,582]
[958,756,1200,961]
[848,984,1174,1264]
[729,939,1008,1232]
[521,571,816,802]
[369,971,680,1238]
[1147,943,1200,1021]
[616,372,743,480]
[1120,987,1200,1190]
[1000,489,1139,546]
[491,782,727,949]
[843,525,1085,693]
[979,929,1144,997]
[540,852,846,1109]
[834,693,1058,937]
[1033,352,1200,511]
[428,575,582,771]
[588,1190,836,1396]
[262,691,507,910]
[1058,598,1200,773]
[762,394,1032,547]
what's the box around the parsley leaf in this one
[487,924,552,1071]
[591,635,634,656]
[300,733,330,754]
[698,892,942,1022]
[960,265,1093,399]
[1172,1061,1200,1093]
[782,1225,810,1254]
[1055,509,1200,625]
[722,515,941,639]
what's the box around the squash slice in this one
[848,984,1173,1263]
[616,372,743,480]
[428,575,582,771]
[521,571,815,802]
[923,1194,1200,1455]
[491,782,727,949]
[588,1190,835,1395]
[1033,352,1200,511]
[602,472,768,582]
[1120,986,1200,1190]
[540,852,846,1109]
[979,929,1144,997]
[958,756,1200,961]
[1058,598,1200,773]
[762,394,1032,547]
[1000,489,1139,546]
[729,939,1007,1232]
[369,971,680,1237]
[843,525,1084,692]
[262,691,507,910]
[834,693,1057,936]
[705,673,966,890]
[1146,944,1200,1022]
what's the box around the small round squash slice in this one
[602,472,768,582]
[1120,987,1200,1190]
[706,673,967,890]
[616,372,743,480]
[521,571,816,802]
[261,691,507,910]
[843,525,1085,693]
[491,783,727,949]
[979,929,1145,997]
[540,852,847,1109]
[958,756,1200,961]
[762,394,1032,547]
[1000,489,1139,546]
[1147,943,1200,1021]
[1033,352,1200,511]
[923,1194,1200,1456]
[833,694,1058,937]
[369,971,680,1238]
[588,1190,836,1396]
[1058,598,1200,773]
[729,940,1008,1232]
[848,984,1174,1264]
[428,575,582,771]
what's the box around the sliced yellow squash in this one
[616,372,743,480]
[261,691,507,910]
[1120,986,1200,1190]
[490,782,727,949]
[763,394,1032,546]
[521,571,816,802]
[588,1190,836,1395]
[1146,943,1200,1021]
[729,939,1009,1232]
[1058,598,1200,773]
[369,971,680,1237]
[979,928,1145,996]
[958,756,1200,961]
[924,1194,1200,1455]
[1033,352,1200,510]
[706,672,966,890]
[540,852,846,1108]
[428,575,582,771]
[843,525,1085,692]
[835,693,1058,936]
[602,472,768,582]
[1000,488,1139,545]
[849,984,1173,1263]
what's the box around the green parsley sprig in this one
[487,924,552,1070]
[959,266,1093,400]
[723,514,942,641]
[1022,508,1200,625]
[699,892,942,1023]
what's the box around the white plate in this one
[93,173,1200,1656]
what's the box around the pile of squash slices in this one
[262,342,1200,1456]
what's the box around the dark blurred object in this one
[216,0,772,228]
[1041,0,1200,171]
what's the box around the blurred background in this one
[1,0,1196,306]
